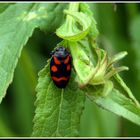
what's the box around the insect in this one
[50,46,72,88]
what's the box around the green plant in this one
[0,2,140,137]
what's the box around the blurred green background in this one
[0,3,140,137]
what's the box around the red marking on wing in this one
[51,65,58,72]
[54,56,61,65]
[52,76,68,82]
[66,64,71,71]
[64,56,70,64]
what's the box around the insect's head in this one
[50,46,69,58]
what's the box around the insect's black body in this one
[50,46,72,88]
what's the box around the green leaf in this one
[32,62,85,137]
[0,3,14,13]
[69,41,94,84]
[79,3,99,39]
[56,3,92,41]
[88,88,140,126]
[0,4,37,103]
[108,51,128,67]
[39,3,67,33]
[0,3,65,103]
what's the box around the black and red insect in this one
[50,46,72,88]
